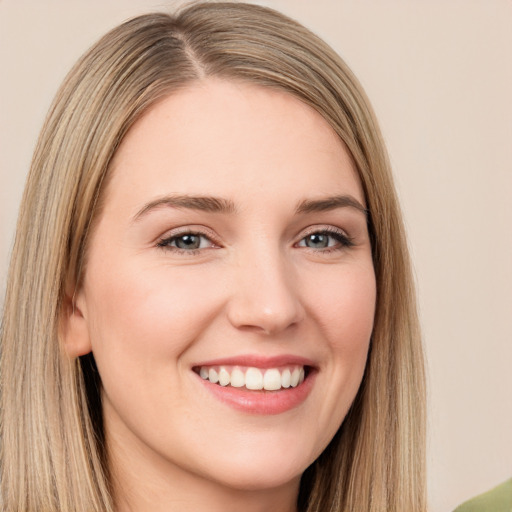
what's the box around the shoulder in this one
[453,479,512,512]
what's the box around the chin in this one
[194,444,311,493]
[209,465,303,493]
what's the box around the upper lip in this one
[192,354,317,369]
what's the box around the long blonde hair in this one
[0,3,426,511]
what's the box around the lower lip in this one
[195,371,316,415]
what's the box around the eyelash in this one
[156,226,354,255]
[296,227,355,253]
[157,230,218,255]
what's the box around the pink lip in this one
[193,354,317,369]
[192,354,317,415]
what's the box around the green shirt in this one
[453,479,512,512]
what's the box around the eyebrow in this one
[133,193,367,222]
[295,195,368,216]
[133,194,237,221]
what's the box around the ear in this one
[60,288,93,359]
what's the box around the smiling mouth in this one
[193,365,309,391]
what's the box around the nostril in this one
[227,302,304,336]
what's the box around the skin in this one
[64,79,376,512]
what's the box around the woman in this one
[0,3,426,511]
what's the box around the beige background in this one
[1,1,511,510]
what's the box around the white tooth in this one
[298,367,305,384]
[230,368,245,388]
[208,368,219,384]
[281,368,291,388]
[199,367,209,380]
[290,368,300,387]
[263,369,282,391]
[245,367,263,390]
[218,367,230,386]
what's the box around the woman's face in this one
[70,79,376,497]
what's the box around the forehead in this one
[106,78,364,211]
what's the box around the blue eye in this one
[158,233,214,251]
[297,229,353,250]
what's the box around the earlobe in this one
[60,291,93,358]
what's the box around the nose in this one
[226,248,305,336]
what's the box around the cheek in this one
[83,260,225,373]
[306,263,376,354]
[296,263,375,455]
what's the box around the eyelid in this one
[299,225,351,240]
[299,224,348,237]
[295,225,355,250]
[156,225,221,251]
[154,224,354,255]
